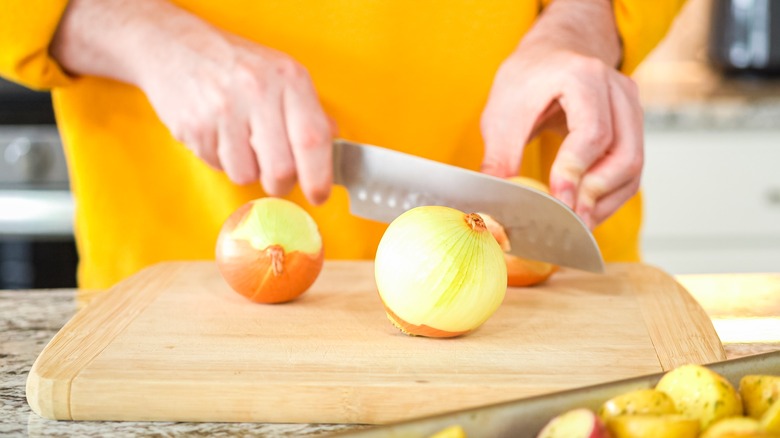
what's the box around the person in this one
[0,0,686,289]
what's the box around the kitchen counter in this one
[630,0,780,131]
[2,272,779,437]
[637,61,780,130]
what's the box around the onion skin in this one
[215,199,324,304]
[481,176,559,287]
[383,300,471,338]
[375,206,507,338]
[505,258,558,287]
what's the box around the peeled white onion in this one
[374,206,507,337]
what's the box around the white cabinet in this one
[640,128,780,274]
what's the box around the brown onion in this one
[215,198,323,303]
[481,177,558,287]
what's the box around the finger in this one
[587,176,641,228]
[174,115,222,171]
[217,108,258,185]
[548,60,614,209]
[196,131,222,171]
[574,75,644,226]
[282,72,333,205]
[480,77,548,179]
[249,87,297,197]
[194,125,222,171]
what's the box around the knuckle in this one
[569,54,607,77]
[579,179,607,207]
[584,120,612,147]
[622,76,640,98]
[210,93,230,117]
[249,76,270,97]
[553,154,586,183]
[296,127,329,152]
[626,153,644,177]
[236,66,268,96]
[277,58,308,81]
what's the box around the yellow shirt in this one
[0,1,686,289]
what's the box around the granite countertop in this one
[0,290,366,437]
[637,61,780,130]
[2,273,779,437]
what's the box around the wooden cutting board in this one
[27,261,726,424]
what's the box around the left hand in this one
[479,0,643,230]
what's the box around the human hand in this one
[479,0,643,229]
[139,32,334,205]
[51,0,334,205]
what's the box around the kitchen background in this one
[1,0,778,289]
[637,0,780,274]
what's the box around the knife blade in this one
[332,138,605,273]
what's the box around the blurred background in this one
[637,0,780,275]
[1,0,779,289]
[0,74,76,289]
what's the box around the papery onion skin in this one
[384,305,470,338]
[480,176,559,287]
[374,206,507,338]
[480,212,558,287]
[215,198,324,304]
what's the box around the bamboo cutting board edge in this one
[629,263,727,369]
[25,261,727,423]
[25,262,185,420]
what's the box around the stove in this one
[0,77,77,289]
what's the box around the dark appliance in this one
[709,0,780,75]
[0,77,77,289]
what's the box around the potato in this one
[700,416,761,438]
[740,375,780,419]
[607,414,699,438]
[428,425,467,438]
[655,364,743,430]
[598,389,677,422]
[536,408,610,438]
[760,398,780,433]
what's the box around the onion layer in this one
[374,206,507,338]
[482,176,558,287]
[215,198,324,303]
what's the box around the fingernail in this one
[559,189,575,209]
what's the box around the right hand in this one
[139,31,334,205]
[50,0,334,205]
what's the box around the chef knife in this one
[332,138,605,273]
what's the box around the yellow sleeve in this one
[613,0,688,74]
[0,0,72,90]
[540,0,687,75]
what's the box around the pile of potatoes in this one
[427,364,780,438]
[536,364,780,438]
